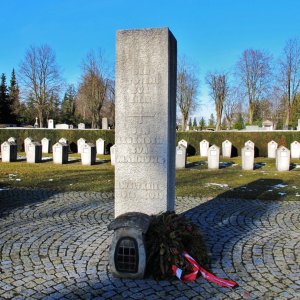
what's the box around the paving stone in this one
[0,188,299,299]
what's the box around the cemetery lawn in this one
[0,154,300,201]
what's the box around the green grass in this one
[1,153,300,201]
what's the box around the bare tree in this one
[177,57,199,131]
[19,44,61,127]
[223,87,240,129]
[77,50,110,128]
[278,38,300,127]
[206,72,229,130]
[235,49,272,124]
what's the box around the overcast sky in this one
[1,0,300,121]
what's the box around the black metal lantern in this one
[108,212,150,279]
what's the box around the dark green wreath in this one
[145,211,210,280]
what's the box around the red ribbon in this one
[172,251,238,288]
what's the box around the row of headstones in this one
[176,139,291,171]
[0,137,106,165]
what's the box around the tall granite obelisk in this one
[115,28,177,217]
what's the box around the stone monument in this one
[48,119,54,129]
[245,140,255,149]
[1,141,17,162]
[81,143,96,165]
[176,144,186,169]
[8,137,16,143]
[41,137,51,153]
[26,142,42,163]
[110,144,116,166]
[290,141,300,159]
[268,140,278,158]
[178,139,188,149]
[24,137,33,153]
[78,123,85,130]
[96,138,105,155]
[276,146,290,171]
[53,142,68,164]
[242,145,254,170]
[102,118,108,130]
[200,139,209,157]
[208,145,220,169]
[77,138,86,154]
[114,28,177,217]
[222,140,232,158]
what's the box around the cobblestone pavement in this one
[0,188,299,299]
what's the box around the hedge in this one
[176,131,300,157]
[0,128,115,153]
[1,128,300,157]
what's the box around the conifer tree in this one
[199,117,206,130]
[188,117,192,128]
[8,69,20,124]
[193,117,197,128]
[0,73,9,124]
[61,84,77,124]
[208,113,216,128]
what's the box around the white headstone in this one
[26,142,42,163]
[102,118,108,130]
[114,28,177,217]
[96,138,105,155]
[52,142,68,164]
[7,137,16,143]
[55,124,69,129]
[48,119,54,129]
[242,145,254,170]
[41,137,51,153]
[245,140,255,149]
[78,123,85,130]
[276,146,290,171]
[1,141,17,162]
[110,144,116,166]
[81,143,96,165]
[176,145,186,169]
[200,139,209,157]
[178,139,188,149]
[59,138,68,144]
[208,145,220,169]
[290,141,300,159]
[268,140,278,158]
[24,137,33,153]
[77,138,86,154]
[222,140,232,158]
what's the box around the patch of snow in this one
[278,192,286,196]
[48,179,53,182]
[273,184,288,189]
[206,183,229,188]
[15,179,21,181]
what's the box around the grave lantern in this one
[108,212,150,279]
